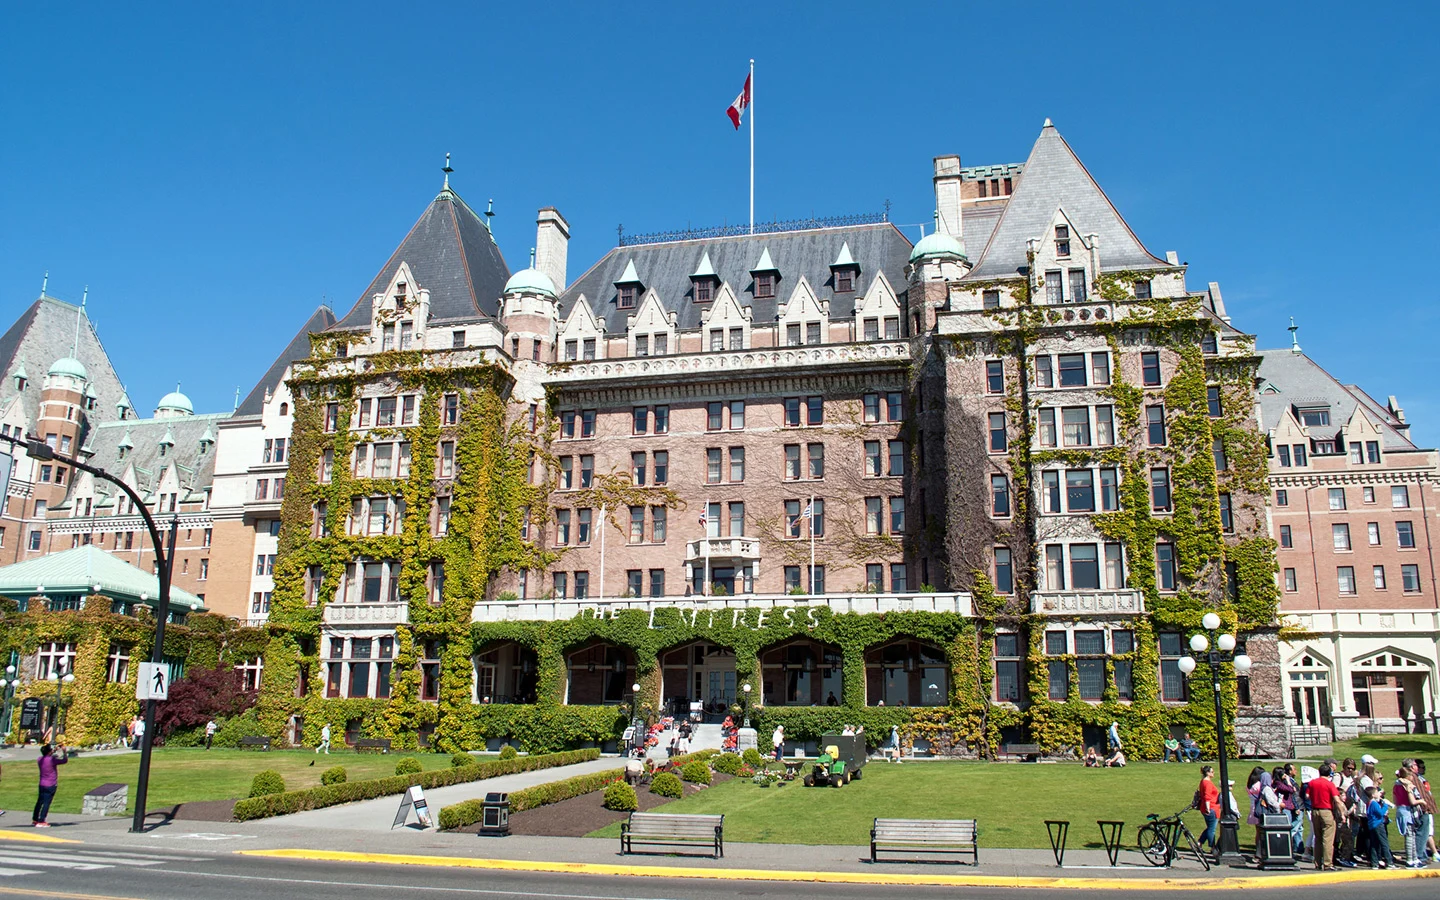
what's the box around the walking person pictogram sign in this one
[136,663,169,700]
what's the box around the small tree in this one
[155,666,257,739]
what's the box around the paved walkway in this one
[270,756,622,831]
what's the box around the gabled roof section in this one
[1256,350,1418,452]
[965,122,1170,280]
[691,252,717,279]
[236,306,337,418]
[335,186,511,329]
[0,545,204,610]
[831,242,856,268]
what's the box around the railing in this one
[1030,589,1145,615]
[471,591,972,624]
[685,537,761,560]
[619,212,888,247]
[323,601,410,626]
[548,342,911,384]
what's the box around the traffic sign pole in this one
[130,519,177,833]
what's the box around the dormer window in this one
[1134,279,1153,300]
[1296,407,1330,427]
[399,322,413,350]
[396,282,407,299]
[695,280,713,302]
[618,285,637,309]
[14,377,25,392]
[1055,225,1071,257]
[614,259,643,310]
[835,270,854,293]
[755,273,775,299]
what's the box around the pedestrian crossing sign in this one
[137,663,169,700]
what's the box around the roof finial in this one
[72,287,88,357]
[529,247,536,269]
[442,152,453,190]
[1288,317,1302,354]
[484,198,495,232]
[40,271,48,297]
[1043,117,1053,128]
[233,386,241,412]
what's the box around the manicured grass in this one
[590,735,1440,850]
[0,748,463,816]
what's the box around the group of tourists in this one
[1225,754,1437,869]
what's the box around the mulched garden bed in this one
[144,799,240,823]
[454,772,732,836]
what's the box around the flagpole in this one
[598,503,607,600]
[749,58,754,235]
[704,500,711,597]
[809,493,816,594]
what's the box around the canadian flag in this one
[726,73,751,129]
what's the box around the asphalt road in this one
[0,839,1434,900]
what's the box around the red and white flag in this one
[726,73,751,129]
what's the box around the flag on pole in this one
[800,500,814,519]
[726,73,752,129]
[698,504,709,527]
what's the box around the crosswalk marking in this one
[0,867,40,878]
[0,844,209,878]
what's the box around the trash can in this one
[479,792,510,837]
[1256,814,1295,868]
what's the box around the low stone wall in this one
[82,784,128,816]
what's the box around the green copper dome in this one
[503,268,558,299]
[47,357,88,380]
[156,390,194,416]
[908,232,967,263]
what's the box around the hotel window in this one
[1278,445,1291,467]
[1054,225,1070,256]
[887,441,905,476]
[863,318,880,341]
[991,475,1010,517]
[890,497,906,533]
[618,285,636,309]
[36,642,77,679]
[583,338,596,360]
[806,322,821,345]
[1328,488,1345,510]
[890,563,908,593]
[1333,522,1351,551]
[1074,630,1106,700]
[1038,408,1057,447]
[1035,355,1053,387]
[994,548,1013,593]
[707,448,722,483]
[1201,331,1218,354]
[401,395,417,425]
[636,334,650,356]
[1151,468,1171,512]
[1397,521,1416,548]
[1146,405,1166,446]
[1219,493,1234,532]
[1061,407,1090,446]
[649,569,666,597]
[319,448,334,483]
[629,507,644,543]
[1096,406,1115,445]
[1374,566,1387,590]
[1298,407,1330,427]
[654,451,669,484]
[420,640,442,701]
[1337,566,1356,595]
[730,447,746,482]
[553,572,568,600]
[559,456,574,489]
[1070,543,1100,590]
[555,510,571,545]
[1207,386,1223,417]
[784,566,802,592]
[1393,485,1411,508]
[1068,269,1087,303]
[1044,545,1065,590]
[695,279,712,302]
[1141,352,1162,386]
[884,317,899,339]
[983,289,1000,309]
[652,507,667,542]
[1213,438,1228,471]
[862,394,880,422]
[784,445,801,480]
[438,441,455,478]
[865,497,883,534]
[986,360,1004,393]
[325,402,340,432]
[632,407,648,434]
[886,392,903,421]
[786,324,801,346]
[581,409,596,437]
[441,394,459,426]
[1279,525,1293,548]
[755,273,775,299]
[988,413,1007,452]
[1363,486,1378,506]
[654,405,669,433]
[1134,279,1153,300]
[579,455,593,487]
[560,411,576,438]
[730,328,744,350]
[1293,444,1308,466]
[863,441,882,477]
[1058,353,1086,386]
[452,330,466,349]
[1067,470,1095,512]
[1284,568,1297,592]
[1091,352,1110,385]
[1045,270,1064,303]
[577,508,592,544]
[1365,441,1381,463]
[1349,442,1364,464]
[807,443,824,479]
[631,452,647,486]
[1276,489,1288,506]
[1157,543,1177,591]
[1100,468,1118,511]
[1158,633,1187,701]
[710,329,724,351]
[806,396,822,426]
[1402,564,1421,593]
[564,340,578,361]
[1042,471,1061,514]
[1105,543,1125,588]
[707,402,724,431]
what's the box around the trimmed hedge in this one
[650,772,683,799]
[438,767,624,830]
[249,770,285,798]
[321,766,347,786]
[394,757,423,776]
[233,748,600,821]
[680,760,712,785]
[450,753,473,768]
[602,781,638,812]
[498,744,518,760]
[711,753,742,775]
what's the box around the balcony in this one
[322,601,410,626]
[685,536,761,561]
[547,341,912,385]
[471,590,973,624]
[1030,589,1144,616]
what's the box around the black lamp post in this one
[741,682,752,728]
[6,434,178,834]
[1178,611,1253,864]
[0,664,17,741]
[46,664,76,736]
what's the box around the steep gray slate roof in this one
[964,123,1170,280]
[961,205,1003,261]
[0,295,128,430]
[334,187,511,330]
[236,305,337,417]
[1256,350,1416,451]
[84,413,228,501]
[560,223,913,333]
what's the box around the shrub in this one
[249,770,285,798]
[451,752,475,768]
[711,753,742,775]
[155,665,257,740]
[236,749,601,822]
[742,748,764,768]
[651,772,684,799]
[680,760,712,785]
[602,781,638,812]
[438,765,624,830]
[320,766,347,786]
[394,757,423,776]
[211,710,270,750]
[498,744,518,760]
[737,764,755,778]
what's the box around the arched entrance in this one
[864,638,949,707]
[473,641,538,704]
[660,641,736,719]
[759,637,843,706]
[564,641,636,705]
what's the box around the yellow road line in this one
[0,830,81,845]
[238,848,1440,890]
[0,888,140,900]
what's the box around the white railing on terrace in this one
[685,537,761,560]
[471,591,972,624]
[548,342,911,383]
[323,601,411,626]
[1030,589,1145,615]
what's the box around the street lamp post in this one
[741,683,752,728]
[0,664,16,741]
[1179,611,1254,864]
[4,434,179,834]
[46,665,76,737]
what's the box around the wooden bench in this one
[1000,743,1040,761]
[240,736,271,751]
[353,738,392,753]
[620,812,724,858]
[871,817,979,865]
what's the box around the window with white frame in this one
[37,642,77,679]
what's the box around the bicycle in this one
[1136,804,1211,870]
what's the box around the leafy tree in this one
[155,666,257,738]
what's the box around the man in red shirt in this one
[1307,763,1346,870]
[1196,766,1221,852]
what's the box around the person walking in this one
[1394,760,1424,868]
[1334,758,1359,866]
[131,716,145,750]
[1416,759,1436,864]
[1306,762,1343,870]
[316,722,332,755]
[1273,765,1303,856]
[1364,786,1396,869]
[1248,767,1281,850]
[204,720,217,751]
[771,724,784,762]
[33,743,67,827]
[1196,766,1220,852]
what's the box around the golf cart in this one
[804,733,866,787]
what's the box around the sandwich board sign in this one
[136,663,169,701]
[392,785,432,829]
[19,697,41,730]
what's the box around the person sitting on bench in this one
[1164,736,1182,763]
[1180,733,1202,762]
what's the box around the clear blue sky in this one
[3,2,1437,441]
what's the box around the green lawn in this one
[0,748,463,816]
[590,735,1440,850]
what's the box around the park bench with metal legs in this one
[353,738,392,753]
[870,818,979,865]
[999,743,1041,762]
[620,812,724,858]
[240,736,271,751]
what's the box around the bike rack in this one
[1097,820,1125,867]
[1160,819,1183,867]
[1044,820,1070,867]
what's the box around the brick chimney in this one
[535,207,570,291]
